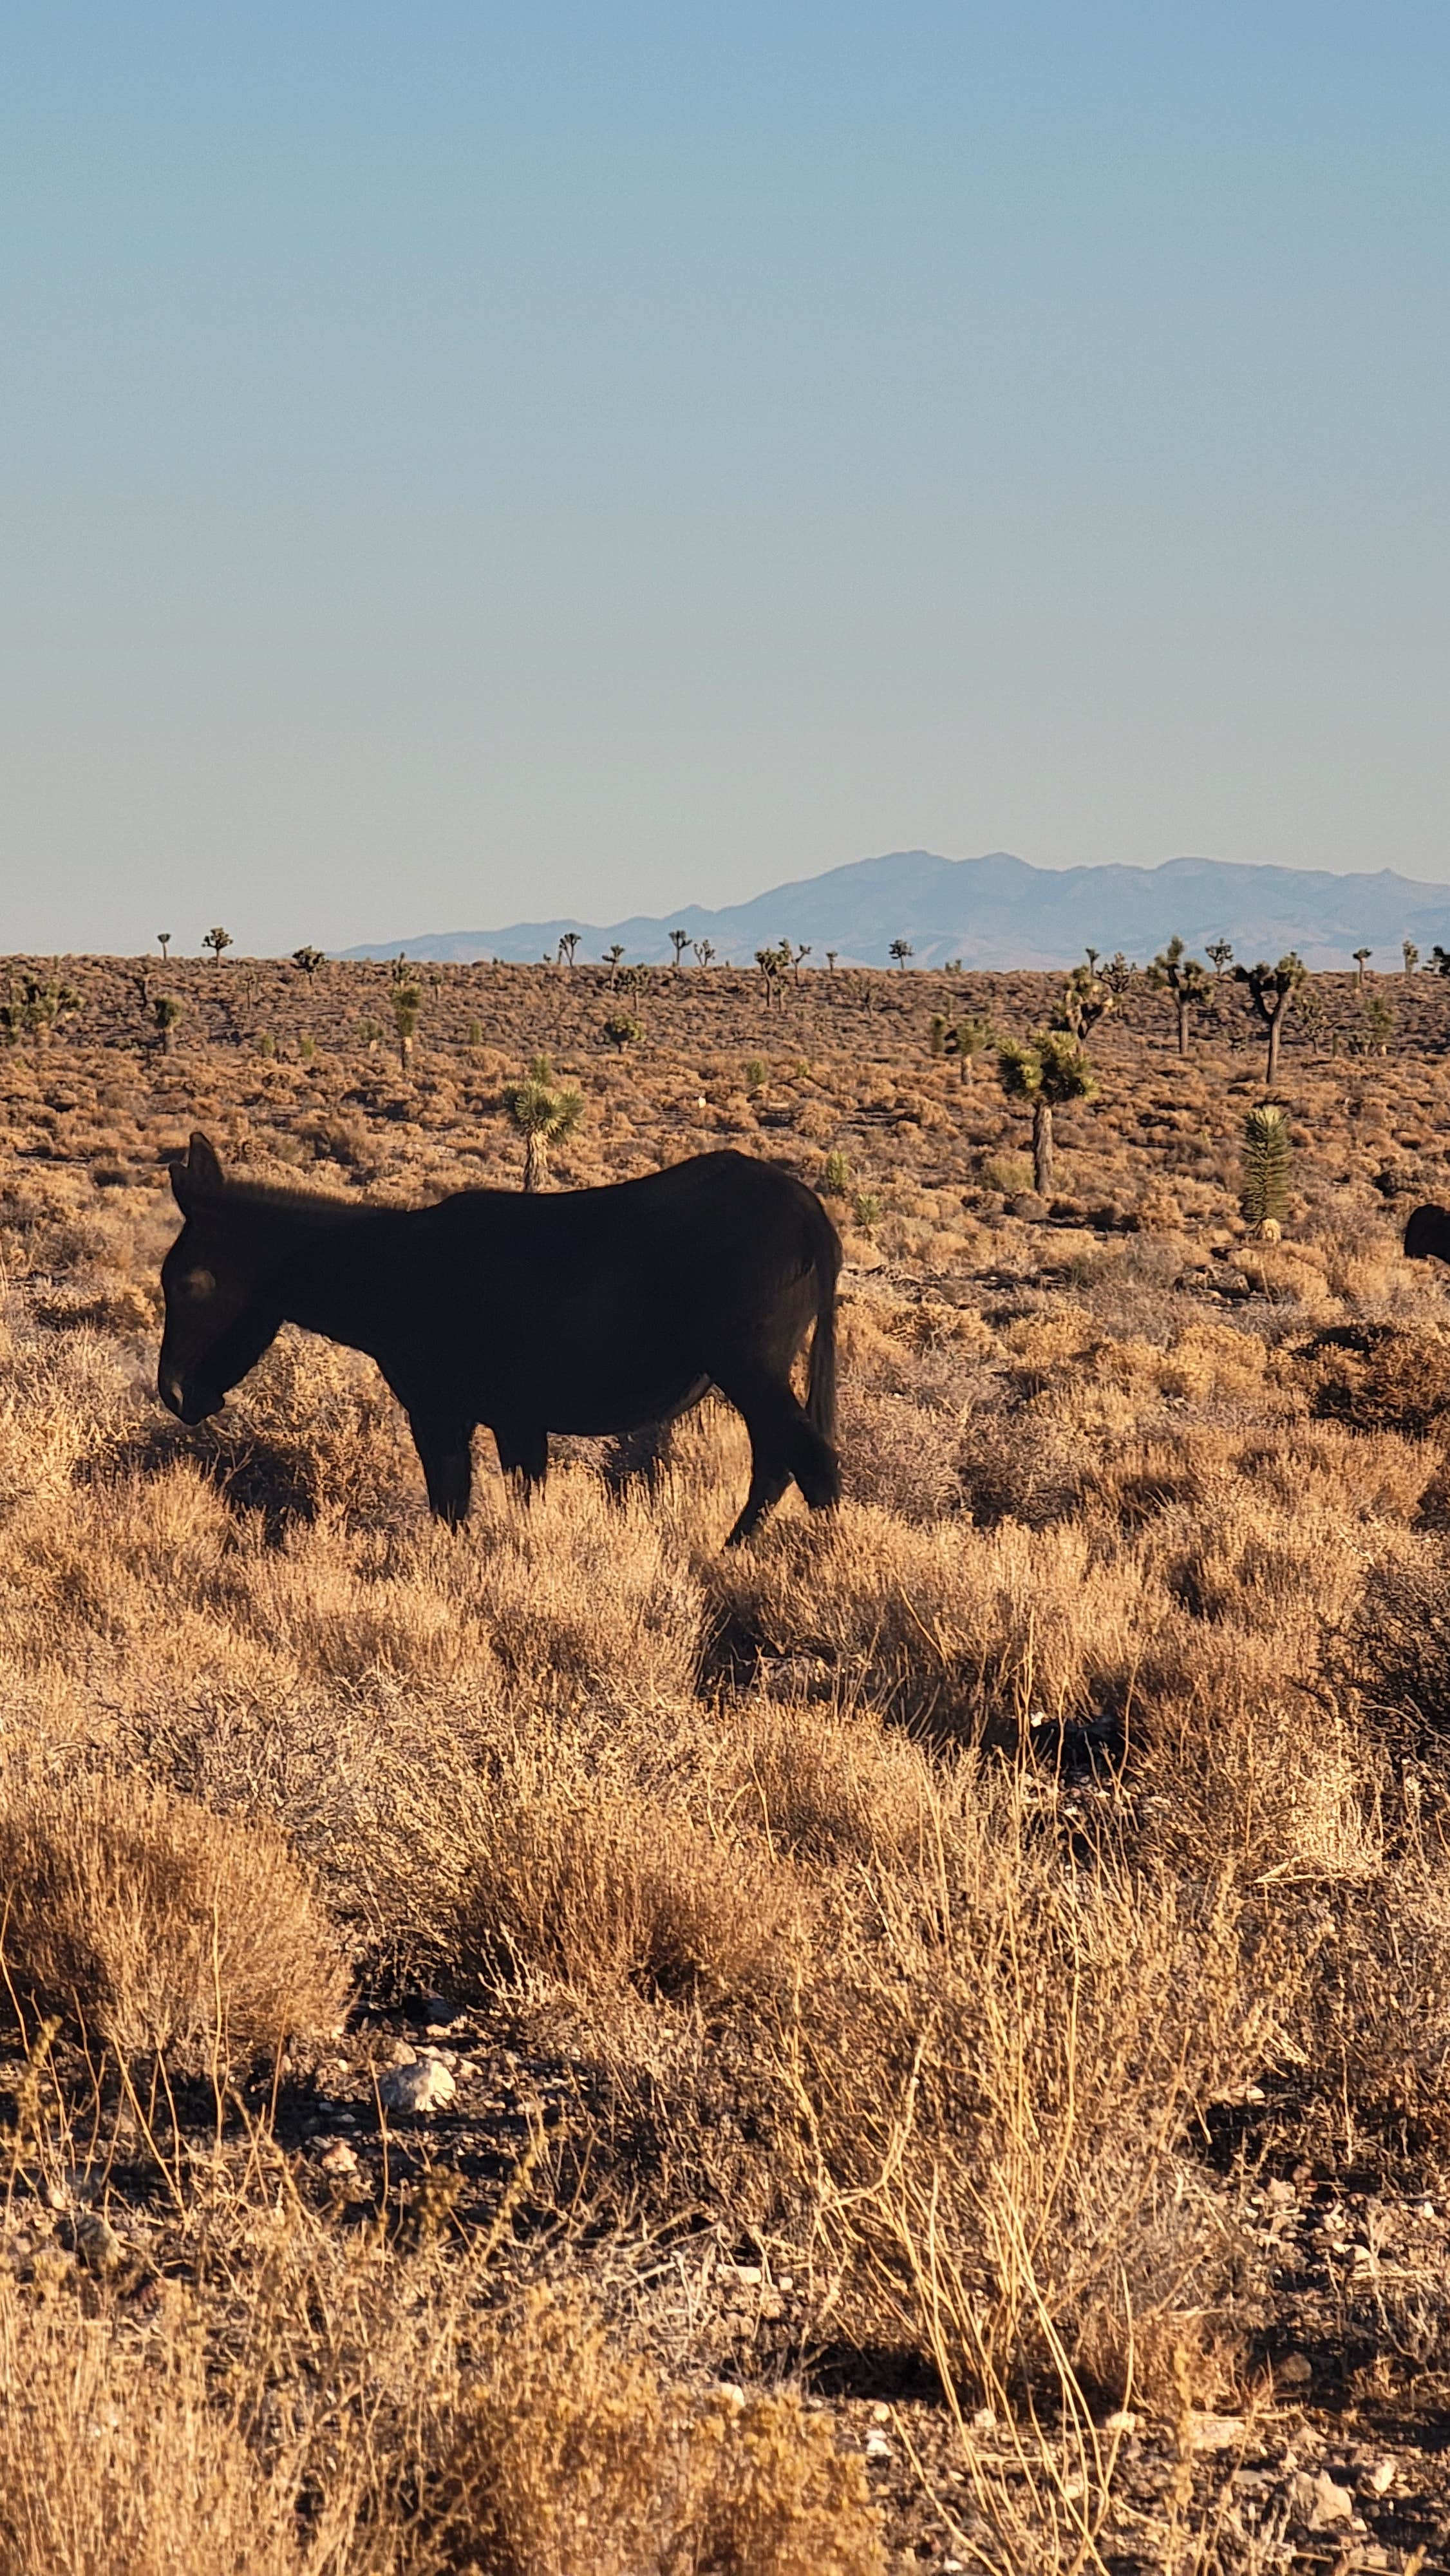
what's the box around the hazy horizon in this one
[3,5,1447,954]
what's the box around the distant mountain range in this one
[339,851,1450,974]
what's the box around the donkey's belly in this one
[534,1371,710,1438]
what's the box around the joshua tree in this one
[1100,952,1136,997]
[391,980,421,1072]
[888,938,914,969]
[603,1010,643,1050]
[1240,1103,1291,1236]
[754,946,789,1009]
[1084,947,1100,972]
[1432,946,1450,977]
[557,933,580,970]
[1353,947,1372,985]
[604,943,626,989]
[1233,954,1306,1084]
[820,1150,851,1198]
[1206,940,1234,978]
[668,929,690,969]
[930,1012,993,1085]
[997,1028,1098,1200]
[292,945,325,978]
[19,974,80,1044]
[503,1054,584,1190]
[825,950,838,974]
[1147,935,1209,1057]
[157,932,171,961]
[1404,940,1420,975]
[692,939,715,968]
[792,944,812,985]
[151,995,183,1054]
[202,926,233,964]
[1057,963,1114,1041]
[1360,990,1397,1056]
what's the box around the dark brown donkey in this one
[158,1134,841,1545]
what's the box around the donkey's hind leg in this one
[409,1413,475,1527]
[493,1423,549,1502]
[717,1365,841,1548]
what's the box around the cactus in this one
[1240,1103,1291,1234]
[821,1150,851,1198]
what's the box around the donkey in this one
[158,1134,841,1546]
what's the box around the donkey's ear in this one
[187,1132,225,1194]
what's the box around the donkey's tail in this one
[805,1223,840,1446]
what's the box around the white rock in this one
[379,2057,456,2114]
[1288,2468,1353,2529]
[1104,2410,1137,2434]
[319,2139,359,2177]
[864,2432,892,2462]
[1366,2459,1396,2495]
[385,2039,418,2068]
[1187,2412,1246,2452]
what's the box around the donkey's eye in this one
[180,1269,216,1301]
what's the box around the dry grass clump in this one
[435,2282,885,2576]
[443,1759,811,2007]
[0,1771,348,2063]
[784,1772,1285,2409]
[0,2241,883,2576]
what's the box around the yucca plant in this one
[1240,1103,1292,1235]
[504,1054,584,1190]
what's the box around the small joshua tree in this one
[292,945,325,978]
[391,980,421,1071]
[202,926,233,964]
[504,1054,583,1190]
[825,949,838,974]
[669,929,690,969]
[997,1028,1098,1200]
[930,1012,992,1085]
[1234,954,1306,1084]
[1404,940,1420,976]
[1353,947,1372,985]
[558,933,580,971]
[26,975,81,1044]
[1057,963,1114,1041]
[604,943,626,989]
[1240,1102,1291,1236]
[152,994,183,1055]
[820,1150,851,1198]
[1147,935,1209,1057]
[1432,945,1450,977]
[603,1010,643,1050]
[693,939,715,968]
[157,932,171,961]
[1206,940,1234,978]
[888,938,914,969]
[1101,952,1136,997]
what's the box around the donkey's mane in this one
[198,1175,382,1222]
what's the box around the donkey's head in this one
[158,1132,263,1423]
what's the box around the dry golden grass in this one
[6,965,1450,2562]
[0,1771,349,2066]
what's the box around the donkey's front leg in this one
[408,1413,475,1526]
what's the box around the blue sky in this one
[2,3,1446,951]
